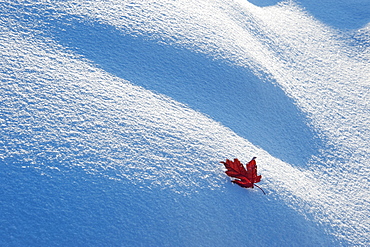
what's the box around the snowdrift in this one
[1,0,369,246]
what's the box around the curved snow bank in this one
[1,0,369,246]
[53,0,369,245]
[1,7,337,246]
[50,17,320,166]
[55,0,369,245]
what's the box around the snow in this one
[1,0,369,246]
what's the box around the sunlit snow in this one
[1,0,369,246]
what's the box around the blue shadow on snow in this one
[248,0,370,29]
[298,0,370,30]
[50,18,323,166]
[247,0,280,7]
[0,161,340,246]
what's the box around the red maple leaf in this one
[220,157,265,194]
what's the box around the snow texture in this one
[1,0,369,246]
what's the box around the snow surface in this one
[1,0,369,246]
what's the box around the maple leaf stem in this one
[254,184,266,195]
